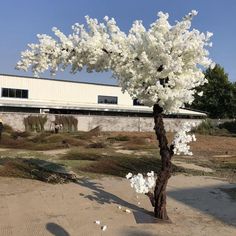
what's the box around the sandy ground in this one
[0,175,236,236]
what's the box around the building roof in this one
[0,73,119,87]
[0,98,207,116]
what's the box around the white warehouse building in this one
[0,74,206,132]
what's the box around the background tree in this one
[16,10,214,220]
[191,64,236,118]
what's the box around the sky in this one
[0,0,236,84]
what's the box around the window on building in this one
[8,89,15,98]
[1,88,28,99]
[98,95,118,104]
[133,98,144,106]
[21,89,28,98]
[2,88,8,97]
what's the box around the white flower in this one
[101,225,107,231]
[191,10,198,16]
[147,171,154,177]
[126,172,133,179]
[210,62,216,69]
[104,16,109,21]
[206,31,213,38]
[197,91,203,96]
[126,171,156,194]
[16,10,213,115]
[172,122,197,155]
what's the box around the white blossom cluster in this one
[126,171,156,194]
[172,122,197,155]
[16,10,214,113]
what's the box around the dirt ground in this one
[0,132,236,235]
[190,134,236,157]
[0,174,235,236]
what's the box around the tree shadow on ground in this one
[76,178,236,226]
[168,184,236,227]
[120,228,157,236]
[0,157,75,183]
[46,222,70,236]
[76,178,157,224]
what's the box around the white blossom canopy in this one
[16,10,214,113]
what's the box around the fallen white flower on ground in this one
[101,225,107,231]
[125,209,131,213]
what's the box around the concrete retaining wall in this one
[0,112,203,132]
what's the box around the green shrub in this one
[24,115,47,132]
[218,120,236,134]
[192,119,234,136]
[192,119,215,135]
[54,115,78,132]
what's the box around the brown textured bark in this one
[145,191,155,207]
[152,104,174,220]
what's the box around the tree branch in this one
[145,191,155,207]
[102,48,165,71]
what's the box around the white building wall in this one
[0,74,207,118]
[0,74,205,132]
[0,74,133,107]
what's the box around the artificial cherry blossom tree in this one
[16,10,214,220]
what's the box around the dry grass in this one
[60,147,186,177]
[190,134,236,157]
[0,129,236,182]
[106,132,157,150]
[0,132,89,150]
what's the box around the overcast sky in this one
[0,0,235,84]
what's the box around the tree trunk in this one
[153,104,174,220]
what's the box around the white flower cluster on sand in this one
[17,10,214,114]
[172,122,197,155]
[126,171,156,194]
[94,220,107,231]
